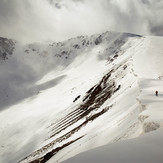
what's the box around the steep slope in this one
[62,36,163,163]
[63,79,163,163]
[0,32,162,163]
[0,32,135,111]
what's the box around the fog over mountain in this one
[0,30,163,163]
[0,1,163,163]
[0,0,163,43]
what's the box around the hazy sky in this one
[0,0,163,43]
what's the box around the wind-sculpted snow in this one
[19,36,144,163]
[63,77,163,163]
[63,128,163,163]
[2,32,163,163]
[0,32,138,111]
[20,63,125,163]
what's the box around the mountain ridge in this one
[0,31,163,163]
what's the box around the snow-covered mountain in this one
[0,31,163,163]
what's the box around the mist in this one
[0,0,163,43]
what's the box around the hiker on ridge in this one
[155,90,158,96]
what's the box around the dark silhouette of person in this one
[156,90,158,96]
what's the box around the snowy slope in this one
[63,128,163,163]
[0,32,163,163]
[63,36,163,163]
[63,78,163,163]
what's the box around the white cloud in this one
[0,0,163,43]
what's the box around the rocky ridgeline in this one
[0,37,16,60]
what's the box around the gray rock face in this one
[143,122,160,133]
[0,37,15,60]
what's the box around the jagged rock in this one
[143,122,160,133]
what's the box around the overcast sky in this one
[0,0,163,43]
